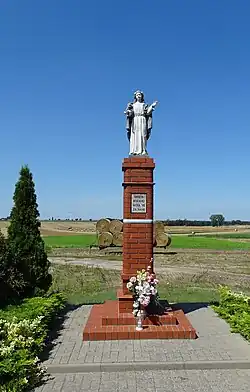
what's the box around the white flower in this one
[150,287,157,296]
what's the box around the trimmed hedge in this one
[213,286,250,341]
[0,293,66,391]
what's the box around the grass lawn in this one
[45,234,97,248]
[49,263,118,304]
[200,232,250,239]
[170,236,250,250]
[44,234,250,250]
[49,263,220,305]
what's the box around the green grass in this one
[49,263,220,305]
[170,235,250,250]
[200,232,250,239]
[44,233,250,250]
[44,234,97,248]
[49,263,119,305]
[158,285,219,303]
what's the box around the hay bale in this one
[155,232,171,247]
[112,232,123,246]
[96,218,111,233]
[109,219,123,234]
[154,221,165,234]
[98,231,113,248]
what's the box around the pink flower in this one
[153,279,159,284]
[142,297,150,306]
[130,277,137,283]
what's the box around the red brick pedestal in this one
[83,156,197,341]
[119,156,155,313]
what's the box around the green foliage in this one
[0,231,8,301]
[213,286,250,341]
[7,165,52,297]
[0,293,66,391]
[209,214,225,227]
[0,231,25,304]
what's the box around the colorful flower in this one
[127,265,160,317]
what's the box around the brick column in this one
[121,156,155,294]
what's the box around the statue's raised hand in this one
[152,100,158,108]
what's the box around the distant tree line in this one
[162,218,250,227]
[2,215,250,227]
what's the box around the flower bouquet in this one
[126,259,159,330]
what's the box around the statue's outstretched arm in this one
[147,101,159,115]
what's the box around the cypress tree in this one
[0,231,8,303]
[7,165,52,297]
[0,230,25,303]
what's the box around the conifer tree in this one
[0,231,8,302]
[0,230,24,303]
[8,165,52,296]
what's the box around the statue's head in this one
[134,90,144,103]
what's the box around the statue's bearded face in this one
[135,92,143,102]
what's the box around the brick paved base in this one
[82,300,197,341]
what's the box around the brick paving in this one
[34,305,250,391]
[43,305,250,365]
[34,369,250,392]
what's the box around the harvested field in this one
[0,220,97,237]
[1,220,250,238]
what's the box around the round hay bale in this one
[98,232,113,248]
[112,232,123,246]
[155,232,171,247]
[96,218,111,233]
[154,221,165,234]
[109,219,123,234]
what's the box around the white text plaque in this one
[131,194,146,213]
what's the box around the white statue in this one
[124,90,158,155]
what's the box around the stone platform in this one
[82,300,197,341]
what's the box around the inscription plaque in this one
[131,194,146,213]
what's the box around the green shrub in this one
[0,231,8,303]
[0,231,25,305]
[213,286,250,341]
[0,293,66,391]
[7,165,52,298]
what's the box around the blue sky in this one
[0,0,250,220]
